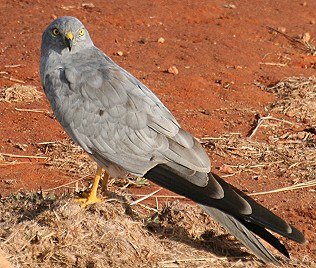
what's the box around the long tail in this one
[144,164,306,263]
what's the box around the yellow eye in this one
[52,28,60,36]
[79,28,85,36]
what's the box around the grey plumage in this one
[40,16,305,264]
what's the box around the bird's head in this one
[41,16,94,56]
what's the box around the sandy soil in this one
[0,0,315,266]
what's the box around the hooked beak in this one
[65,31,74,51]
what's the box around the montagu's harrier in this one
[40,16,305,264]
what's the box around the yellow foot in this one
[75,195,103,208]
[75,165,110,207]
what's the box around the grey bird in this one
[40,16,306,264]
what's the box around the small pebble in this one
[219,165,235,174]
[82,2,95,8]
[224,4,237,9]
[277,26,286,33]
[167,66,179,75]
[157,37,165,43]
[116,51,124,56]
[139,38,149,44]
[301,32,311,43]
[253,175,264,181]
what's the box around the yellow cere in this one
[66,32,74,40]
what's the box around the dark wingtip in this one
[144,165,306,263]
[210,172,306,244]
[289,224,306,244]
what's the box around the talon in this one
[76,196,103,208]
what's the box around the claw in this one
[75,196,103,208]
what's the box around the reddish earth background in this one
[0,0,315,263]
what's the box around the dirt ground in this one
[0,0,315,267]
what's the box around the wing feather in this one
[44,47,211,179]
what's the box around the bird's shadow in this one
[140,203,254,261]
[103,190,254,261]
[105,189,257,261]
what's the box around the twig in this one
[221,173,236,178]
[42,232,57,240]
[133,194,187,199]
[227,162,283,169]
[248,116,294,138]
[0,161,43,166]
[130,188,162,206]
[4,64,22,68]
[133,202,159,212]
[155,196,159,211]
[36,141,58,145]
[159,257,227,264]
[0,75,25,84]
[42,175,91,192]
[249,179,316,196]
[248,116,269,138]
[1,153,47,159]
[15,108,50,113]
[259,62,287,67]
[200,137,228,140]
[2,230,20,244]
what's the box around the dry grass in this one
[0,193,314,268]
[202,130,316,185]
[202,77,316,187]
[37,140,95,176]
[0,85,42,103]
[265,76,316,121]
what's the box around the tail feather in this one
[199,205,279,263]
[144,164,306,263]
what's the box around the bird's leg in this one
[76,165,103,207]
